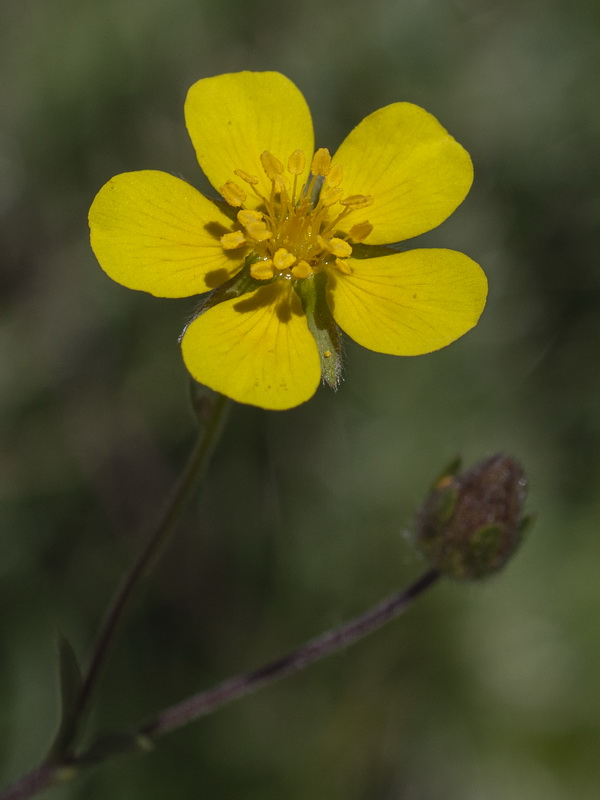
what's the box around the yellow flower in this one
[89,71,487,410]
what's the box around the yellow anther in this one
[220,181,247,207]
[273,174,290,194]
[324,350,331,358]
[311,148,331,176]
[341,194,373,209]
[319,186,344,207]
[245,222,273,242]
[287,150,306,175]
[273,248,297,271]
[348,221,374,242]
[237,209,264,227]
[291,260,312,279]
[260,151,284,180]
[318,235,353,258]
[220,230,247,250]
[334,258,353,275]
[329,237,353,257]
[250,259,275,280]
[325,163,343,187]
[234,169,259,186]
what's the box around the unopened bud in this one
[416,454,530,580]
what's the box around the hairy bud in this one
[416,454,530,580]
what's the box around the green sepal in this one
[295,271,343,390]
[465,524,505,578]
[431,485,459,525]
[431,457,462,490]
[44,635,84,762]
[179,254,269,342]
[518,514,535,535]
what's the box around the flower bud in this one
[416,454,530,580]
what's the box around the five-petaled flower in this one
[89,71,487,410]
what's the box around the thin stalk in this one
[141,568,440,737]
[70,393,231,742]
[0,767,59,800]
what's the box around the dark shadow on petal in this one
[351,242,406,259]
[232,281,300,324]
[204,221,230,238]
[233,282,280,313]
[204,268,236,289]
[203,221,250,270]
[275,298,293,323]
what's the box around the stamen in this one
[348,221,373,242]
[273,248,297,271]
[311,148,331,176]
[238,209,264,227]
[291,260,312,279]
[273,175,290,194]
[226,144,377,285]
[220,230,247,250]
[288,150,306,175]
[325,163,343,187]
[234,169,259,185]
[287,150,304,204]
[250,259,275,280]
[341,194,373,209]
[319,186,344,207]
[245,221,273,242]
[220,181,247,207]
[260,151,284,181]
[334,258,353,275]
[318,236,353,258]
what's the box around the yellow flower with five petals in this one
[89,71,487,410]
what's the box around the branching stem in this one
[0,569,440,800]
[64,392,231,751]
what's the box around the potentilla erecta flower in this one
[89,71,487,410]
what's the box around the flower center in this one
[218,148,374,282]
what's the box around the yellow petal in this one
[89,171,243,297]
[327,249,487,355]
[181,281,321,410]
[185,72,314,208]
[331,103,473,244]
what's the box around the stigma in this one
[219,148,373,282]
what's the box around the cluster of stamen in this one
[218,148,374,282]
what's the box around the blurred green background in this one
[2,0,600,797]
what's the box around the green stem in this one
[63,392,231,752]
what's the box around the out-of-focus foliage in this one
[1,0,599,798]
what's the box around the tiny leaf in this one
[45,634,84,762]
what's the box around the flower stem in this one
[141,568,440,738]
[0,766,59,800]
[67,392,231,748]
